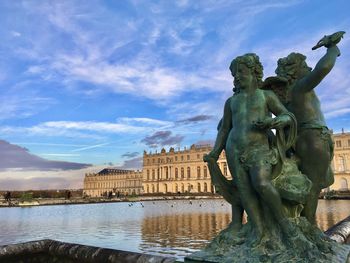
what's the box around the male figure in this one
[205,53,296,243]
[275,33,343,224]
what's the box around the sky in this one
[0,0,349,190]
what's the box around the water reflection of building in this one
[83,132,350,197]
[140,212,231,251]
[83,168,142,197]
[315,200,350,231]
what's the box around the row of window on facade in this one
[145,182,213,193]
[145,164,228,181]
[146,153,211,165]
[87,174,141,181]
[85,180,141,189]
[335,139,350,148]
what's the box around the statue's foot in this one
[249,231,266,248]
[222,228,245,245]
[288,232,314,252]
[316,237,333,253]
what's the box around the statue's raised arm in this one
[294,31,344,93]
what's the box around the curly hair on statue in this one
[275,52,312,83]
[229,53,264,92]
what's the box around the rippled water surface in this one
[0,199,349,261]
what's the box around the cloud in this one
[0,95,57,121]
[193,139,215,146]
[0,140,91,171]
[0,120,153,139]
[118,157,143,170]
[0,177,71,191]
[71,142,110,152]
[121,152,140,158]
[0,164,106,190]
[141,131,184,148]
[176,114,213,125]
[118,117,172,127]
[11,31,21,37]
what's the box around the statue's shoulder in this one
[261,76,289,104]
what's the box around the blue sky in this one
[0,0,349,190]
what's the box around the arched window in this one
[204,166,207,178]
[165,167,168,179]
[197,183,201,192]
[340,178,348,191]
[204,182,208,192]
[175,168,178,179]
[181,168,184,178]
[152,184,155,193]
[197,166,201,178]
[187,167,191,178]
[175,184,178,193]
[164,184,168,193]
[181,183,185,193]
[152,169,155,180]
[147,170,150,180]
[146,185,149,193]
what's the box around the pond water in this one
[0,199,349,261]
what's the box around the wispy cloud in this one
[118,117,172,127]
[0,117,175,140]
[0,164,106,190]
[0,96,56,121]
[121,151,140,158]
[9,0,303,103]
[0,140,91,171]
[71,142,110,152]
[41,153,80,157]
[176,115,213,125]
[141,131,184,148]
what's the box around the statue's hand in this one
[270,115,291,129]
[203,152,219,163]
[252,118,273,130]
[312,31,345,50]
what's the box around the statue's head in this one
[275,53,312,83]
[229,53,263,92]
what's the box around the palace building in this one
[83,168,142,197]
[330,131,350,191]
[83,132,350,197]
[142,144,230,194]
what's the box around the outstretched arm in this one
[295,45,340,93]
[206,98,232,161]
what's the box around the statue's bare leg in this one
[227,157,265,242]
[296,131,332,224]
[250,164,296,237]
[226,151,244,232]
[231,202,244,232]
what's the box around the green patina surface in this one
[188,31,350,262]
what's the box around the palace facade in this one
[330,131,350,191]
[83,168,142,197]
[142,144,230,194]
[83,132,350,197]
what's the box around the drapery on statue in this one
[185,32,350,263]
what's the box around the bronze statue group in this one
[187,31,350,262]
